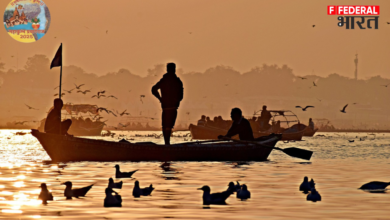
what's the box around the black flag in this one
[50,43,62,69]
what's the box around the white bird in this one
[299,177,311,193]
[307,188,321,202]
[237,184,251,200]
[104,188,122,207]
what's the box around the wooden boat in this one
[37,104,104,136]
[303,127,318,137]
[189,124,304,141]
[31,129,281,162]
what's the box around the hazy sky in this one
[1,0,389,78]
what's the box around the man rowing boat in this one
[218,108,254,141]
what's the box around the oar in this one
[172,139,231,145]
[222,137,313,160]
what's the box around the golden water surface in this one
[0,130,389,219]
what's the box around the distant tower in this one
[354,53,358,80]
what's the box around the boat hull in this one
[31,129,280,162]
[303,128,318,137]
[189,124,303,141]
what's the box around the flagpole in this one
[59,64,62,99]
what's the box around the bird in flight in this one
[64,89,74,94]
[96,107,117,117]
[381,84,390,87]
[107,95,118,99]
[54,93,66,97]
[119,109,130,116]
[77,89,91,95]
[92,91,106,99]
[298,77,307,80]
[74,83,85,89]
[15,121,28,125]
[140,95,145,104]
[98,90,106,96]
[296,106,314,111]
[106,30,108,34]
[25,104,39,110]
[317,98,322,102]
[340,104,348,113]
[313,82,317,87]
[312,25,315,28]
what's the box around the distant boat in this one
[37,104,105,136]
[303,127,318,137]
[190,110,305,141]
[31,129,281,162]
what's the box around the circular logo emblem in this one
[3,0,51,43]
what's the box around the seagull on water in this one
[114,164,138,178]
[38,183,53,204]
[132,180,154,197]
[62,181,93,199]
[108,178,123,189]
[237,184,251,200]
[104,188,122,207]
[307,188,321,202]
[359,181,390,191]
[299,176,311,193]
[198,185,231,205]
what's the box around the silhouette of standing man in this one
[152,63,184,145]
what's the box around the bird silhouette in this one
[387,22,390,24]
[64,89,74,94]
[107,95,117,99]
[132,180,154,197]
[114,164,138,178]
[96,107,117,117]
[340,104,348,113]
[295,106,314,111]
[104,188,122,207]
[62,181,93,199]
[381,84,390,87]
[108,178,123,189]
[312,25,315,28]
[298,77,307,80]
[106,30,108,34]
[359,181,390,191]
[299,176,311,194]
[54,93,66,97]
[237,184,251,200]
[74,83,85,89]
[306,188,321,202]
[198,185,231,205]
[25,104,39,110]
[77,89,91,94]
[317,98,322,102]
[14,121,28,125]
[119,110,130,116]
[98,90,106,96]
[38,183,53,204]
[140,95,145,104]
[313,81,317,87]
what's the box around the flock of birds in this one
[298,176,390,203]
[38,166,390,207]
[38,164,153,207]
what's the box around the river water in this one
[0,130,389,219]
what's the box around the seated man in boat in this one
[258,105,272,131]
[44,99,72,135]
[308,118,315,130]
[197,115,206,126]
[152,62,184,145]
[218,108,254,141]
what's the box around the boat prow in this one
[31,129,281,162]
